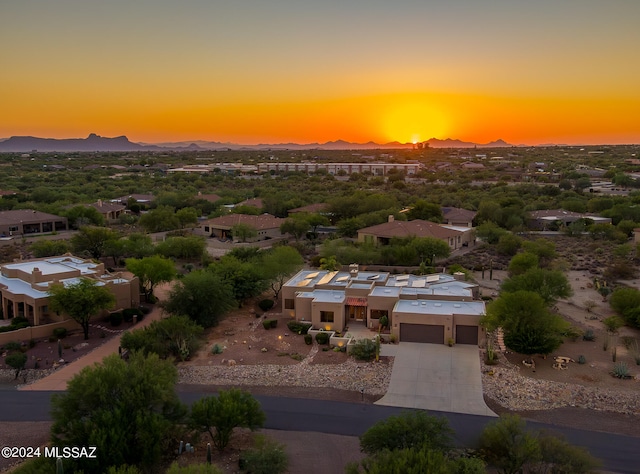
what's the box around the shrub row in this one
[262,319,278,329]
[0,316,30,333]
[286,320,312,334]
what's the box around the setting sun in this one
[380,98,450,144]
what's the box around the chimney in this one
[388,215,395,223]
[349,263,359,278]
[97,199,103,207]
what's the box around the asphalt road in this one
[1,389,637,473]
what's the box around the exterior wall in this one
[281,286,299,318]
[311,300,345,332]
[366,295,397,329]
[0,319,79,346]
[293,295,313,322]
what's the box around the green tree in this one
[521,238,556,266]
[162,270,235,327]
[139,205,181,232]
[478,415,541,474]
[500,268,573,306]
[406,200,443,222]
[51,352,186,473]
[305,213,330,237]
[319,255,340,271]
[63,205,105,228]
[484,291,567,356]
[126,256,177,302]
[232,223,258,242]
[410,237,451,265]
[496,233,522,256]
[359,411,453,455]
[260,246,304,299]
[120,315,203,361]
[210,256,267,304]
[609,287,640,328]
[535,431,601,473]
[475,221,507,244]
[5,352,27,379]
[48,278,115,340]
[507,252,539,276]
[70,226,120,260]
[155,236,207,260]
[29,239,70,258]
[190,389,266,451]
[280,218,310,241]
[175,207,199,228]
[123,233,155,258]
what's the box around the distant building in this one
[88,200,126,221]
[357,216,474,250]
[527,209,612,230]
[257,162,421,176]
[0,255,139,326]
[0,210,68,237]
[441,207,477,228]
[199,213,285,242]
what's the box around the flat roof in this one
[393,299,485,316]
[370,286,401,297]
[310,290,346,304]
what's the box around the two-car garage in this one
[399,323,478,345]
[393,300,485,346]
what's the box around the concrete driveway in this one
[376,343,497,417]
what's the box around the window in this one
[320,311,334,323]
[370,309,388,320]
[9,226,18,232]
[284,299,295,310]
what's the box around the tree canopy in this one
[50,352,186,473]
[70,226,120,260]
[260,245,304,299]
[500,268,573,306]
[48,278,115,340]
[484,291,567,355]
[126,256,177,302]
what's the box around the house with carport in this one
[281,267,485,345]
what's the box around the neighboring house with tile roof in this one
[88,200,126,221]
[442,207,477,227]
[0,210,68,237]
[236,197,264,209]
[0,255,139,327]
[357,217,474,250]
[199,213,285,242]
[527,209,612,230]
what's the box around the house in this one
[199,213,285,242]
[0,255,139,326]
[281,268,485,345]
[357,217,474,250]
[195,192,222,203]
[111,194,154,206]
[527,210,612,230]
[236,197,264,209]
[441,207,477,228]
[0,210,68,237]
[287,203,329,215]
[88,200,126,221]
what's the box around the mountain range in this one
[0,134,514,152]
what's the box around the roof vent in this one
[421,301,427,305]
[453,304,461,308]
[411,302,419,306]
[434,303,442,307]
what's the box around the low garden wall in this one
[0,319,78,346]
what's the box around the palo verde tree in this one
[500,268,573,306]
[125,255,177,303]
[48,278,115,340]
[484,291,568,356]
[51,352,187,473]
[260,245,304,299]
[190,388,266,452]
[70,226,120,260]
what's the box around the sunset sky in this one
[2,1,639,145]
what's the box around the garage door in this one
[400,323,444,344]
[455,325,479,345]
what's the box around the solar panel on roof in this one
[411,279,426,287]
[306,272,319,279]
[395,275,410,281]
[297,279,312,287]
[426,275,440,283]
[336,276,349,282]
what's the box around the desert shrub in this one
[123,307,143,323]
[0,317,30,332]
[120,315,203,361]
[262,319,273,330]
[211,344,224,355]
[270,319,277,328]
[110,312,123,327]
[286,320,312,334]
[258,299,275,312]
[303,334,312,345]
[53,327,67,339]
[582,329,596,341]
[350,338,377,361]
[315,332,329,345]
[612,362,630,379]
[621,336,635,350]
[139,305,151,315]
[578,355,586,364]
[561,326,581,342]
[2,341,22,352]
[238,434,289,474]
